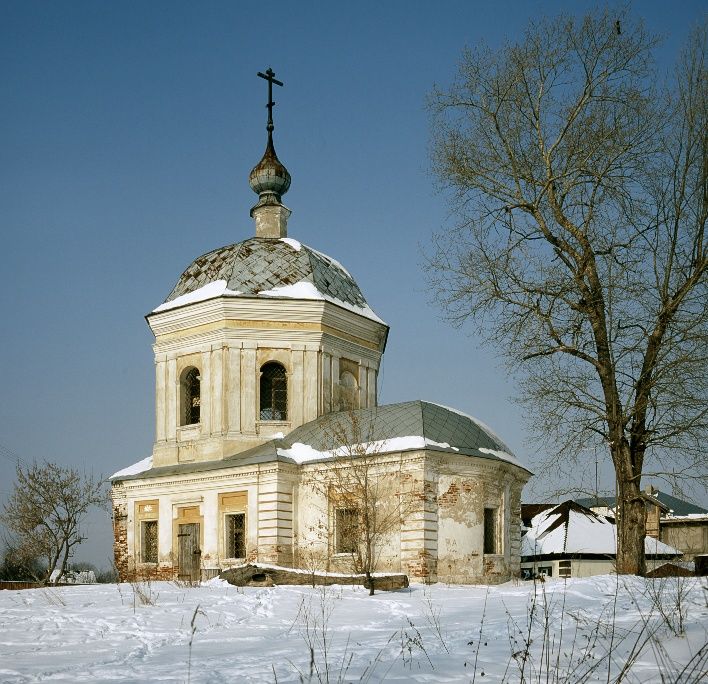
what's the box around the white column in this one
[304,347,319,421]
[210,346,223,436]
[155,356,167,441]
[331,354,340,412]
[158,497,172,564]
[166,358,177,439]
[200,350,211,434]
[367,367,377,407]
[322,352,331,413]
[291,347,304,427]
[242,344,257,434]
[226,344,241,435]
[202,490,219,562]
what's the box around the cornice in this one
[149,299,386,354]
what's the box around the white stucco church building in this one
[110,72,531,584]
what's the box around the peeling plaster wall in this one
[112,449,529,584]
[434,455,527,584]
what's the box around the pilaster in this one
[155,356,167,441]
[241,344,257,434]
[303,347,319,422]
[226,344,242,435]
[210,346,224,436]
[166,358,177,439]
[290,346,305,427]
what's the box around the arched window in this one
[181,367,201,426]
[339,370,359,410]
[260,362,287,421]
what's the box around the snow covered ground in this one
[0,575,706,682]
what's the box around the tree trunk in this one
[614,474,646,575]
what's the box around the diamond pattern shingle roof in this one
[164,237,368,308]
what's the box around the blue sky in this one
[1,1,705,566]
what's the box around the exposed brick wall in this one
[112,502,129,581]
[406,551,437,582]
[113,500,178,582]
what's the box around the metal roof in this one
[281,400,513,455]
[113,401,528,482]
[575,492,708,516]
[163,237,368,309]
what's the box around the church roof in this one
[111,401,529,482]
[153,236,384,323]
[277,400,519,463]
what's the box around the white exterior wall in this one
[148,297,387,467]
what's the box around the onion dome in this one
[248,133,291,201]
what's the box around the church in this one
[110,70,531,585]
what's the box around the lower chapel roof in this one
[111,401,531,482]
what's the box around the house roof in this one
[521,500,681,559]
[111,401,530,481]
[575,492,708,516]
[149,236,384,324]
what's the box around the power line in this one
[0,442,29,467]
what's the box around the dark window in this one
[141,520,158,563]
[260,362,287,420]
[183,368,201,425]
[559,560,571,578]
[484,507,499,554]
[335,508,359,554]
[225,513,246,558]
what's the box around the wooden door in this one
[178,523,201,582]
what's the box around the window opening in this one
[182,368,201,425]
[484,507,499,554]
[339,370,359,410]
[335,508,359,554]
[260,362,287,420]
[141,520,158,563]
[225,513,246,558]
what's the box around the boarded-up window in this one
[335,508,358,554]
[559,560,571,578]
[260,362,287,420]
[225,513,246,558]
[339,370,359,410]
[484,507,499,554]
[142,520,158,563]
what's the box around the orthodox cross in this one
[257,68,283,133]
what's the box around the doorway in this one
[177,522,201,582]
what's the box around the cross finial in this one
[257,68,284,134]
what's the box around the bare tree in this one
[1,462,106,584]
[428,10,707,575]
[307,411,416,594]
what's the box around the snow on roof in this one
[157,238,383,323]
[110,456,153,479]
[478,447,525,470]
[663,513,708,522]
[153,280,242,312]
[428,402,514,455]
[522,501,682,558]
[279,237,302,251]
[258,280,386,324]
[277,436,458,464]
